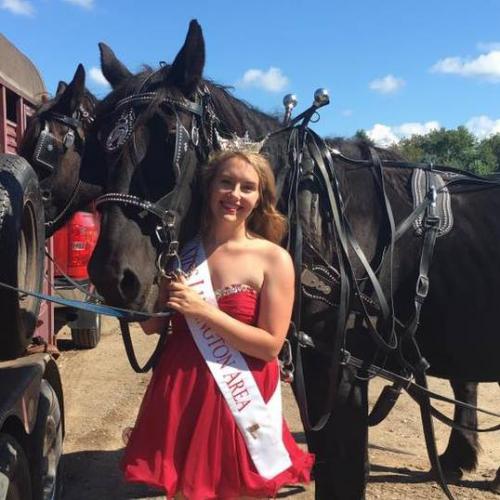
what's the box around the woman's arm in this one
[166,246,295,361]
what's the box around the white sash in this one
[179,238,292,479]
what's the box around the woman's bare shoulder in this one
[250,238,293,270]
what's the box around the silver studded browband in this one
[113,92,203,116]
[94,193,168,221]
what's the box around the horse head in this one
[86,20,210,311]
[19,64,101,235]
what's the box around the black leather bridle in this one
[94,84,218,279]
[33,104,94,231]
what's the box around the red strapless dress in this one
[121,285,314,499]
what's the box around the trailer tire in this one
[0,154,44,360]
[30,380,63,500]
[71,314,101,349]
[0,433,32,500]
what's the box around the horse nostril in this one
[120,269,140,302]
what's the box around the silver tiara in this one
[215,130,268,153]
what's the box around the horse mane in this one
[326,136,404,162]
[205,81,280,137]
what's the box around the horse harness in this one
[94,84,219,279]
[92,79,222,372]
[87,78,499,498]
[33,102,94,230]
[284,133,500,500]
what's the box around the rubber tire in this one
[71,315,101,349]
[30,380,63,500]
[0,154,44,360]
[0,433,32,500]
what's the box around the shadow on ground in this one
[62,449,164,500]
[62,449,309,499]
[368,463,494,493]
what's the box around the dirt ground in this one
[57,317,499,500]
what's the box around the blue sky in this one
[2,0,500,146]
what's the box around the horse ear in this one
[99,42,132,88]
[55,64,85,114]
[167,19,205,96]
[56,81,67,96]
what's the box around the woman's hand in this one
[166,274,210,319]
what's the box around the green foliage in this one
[353,129,374,146]
[389,126,499,175]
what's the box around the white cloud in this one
[366,121,440,147]
[369,74,405,94]
[396,121,440,137]
[238,67,289,92]
[341,109,353,117]
[89,67,109,88]
[465,115,500,140]
[1,0,34,16]
[366,124,399,147]
[365,116,500,147]
[62,0,94,8]
[431,50,500,82]
[477,42,500,52]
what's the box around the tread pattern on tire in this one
[71,327,101,349]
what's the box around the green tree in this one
[479,133,500,172]
[353,129,374,146]
[393,135,425,162]
[392,126,496,175]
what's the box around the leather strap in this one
[118,320,167,373]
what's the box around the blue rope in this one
[0,280,173,322]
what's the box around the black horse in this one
[82,21,499,499]
[19,64,100,236]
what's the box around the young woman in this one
[121,150,314,499]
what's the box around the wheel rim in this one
[41,414,62,499]
[17,200,39,332]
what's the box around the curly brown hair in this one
[200,150,287,244]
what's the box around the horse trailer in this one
[0,33,98,498]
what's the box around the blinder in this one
[33,111,86,176]
[31,104,93,230]
[33,123,62,175]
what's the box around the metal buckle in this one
[416,275,429,300]
[167,241,179,256]
[424,215,440,228]
[164,211,176,228]
[340,348,351,366]
[155,225,168,244]
[279,338,295,383]
[63,128,75,148]
[191,124,199,146]
[156,250,182,278]
[297,330,315,349]
[430,185,437,207]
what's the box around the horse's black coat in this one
[82,20,499,499]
